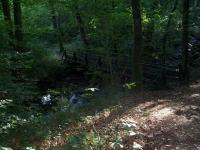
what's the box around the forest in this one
[0,0,200,149]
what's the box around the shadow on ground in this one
[37,82,200,150]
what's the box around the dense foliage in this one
[0,0,199,149]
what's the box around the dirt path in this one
[40,83,200,150]
[99,83,200,150]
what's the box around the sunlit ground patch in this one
[190,82,200,89]
[190,93,200,98]
[150,107,175,120]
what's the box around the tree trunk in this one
[13,0,23,52]
[146,0,158,41]
[182,0,190,83]
[76,12,89,47]
[131,0,143,88]
[1,0,13,48]
[49,1,65,57]
[57,14,65,54]
[49,1,57,32]
[161,0,178,86]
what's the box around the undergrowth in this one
[0,86,129,149]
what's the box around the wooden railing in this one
[63,48,181,83]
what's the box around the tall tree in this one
[1,0,13,48]
[13,0,23,52]
[182,0,190,83]
[131,0,143,88]
[76,12,89,47]
[48,0,64,56]
[57,13,65,55]
[161,0,178,86]
[146,0,158,41]
[49,0,57,32]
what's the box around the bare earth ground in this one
[37,82,200,150]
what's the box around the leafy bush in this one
[51,131,105,150]
[30,48,63,80]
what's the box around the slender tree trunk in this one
[49,1,57,32]
[161,0,178,86]
[131,0,143,88]
[144,0,159,60]
[76,12,89,47]
[182,0,190,83]
[13,0,23,52]
[49,1,64,57]
[194,0,200,7]
[1,0,13,48]
[146,0,158,41]
[57,14,65,54]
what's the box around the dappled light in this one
[0,0,200,149]
[150,107,174,120]
[190,82,200,89]
[190,93,200,98]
